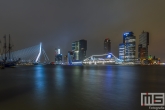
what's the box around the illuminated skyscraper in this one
[119,43,124,60]
[72,41,79,60]
[138,31,149,59]
[55,48,62,64]
[119,32,136,62]
[104,38,111,53]
[72,39,87,61]
[67,51,74,65]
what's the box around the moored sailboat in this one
[0,35,20,68]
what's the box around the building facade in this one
[119,43,124,60]
[72,39,87,61]
[55,48,62,64]
[138,31,149,60]
[119,32,136,62]
[67,51,74,65]
[72,41,79,60]
[104,38,111,53]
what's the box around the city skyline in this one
[0,0,165,61]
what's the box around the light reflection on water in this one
[54,65,65,88]
[34,65,46,97]
[0,65,165,110]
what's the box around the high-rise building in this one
[119,43,124,60]
[72,39,87,61]
[119,32,136,62]
[104,38,111,53]
[72,41,79,60]
[55,48,62,64]
[138,31,149,60]
[67,51,74,65]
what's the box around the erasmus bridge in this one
[0,43,49,64]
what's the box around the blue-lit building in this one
[119,32,136,62]
[119,43,124,60]
[55,48,62,64]
[67,51,74,65]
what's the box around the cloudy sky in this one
[0,0,165,62]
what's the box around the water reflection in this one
[34,65,46,95]
[54,65,65,94]
[0,65,165,110]
[104,66,138,107]
[72,66,82,82]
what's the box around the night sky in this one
[0,0,165,62]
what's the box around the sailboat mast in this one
[4,35,7,60]
[9,34,11,59]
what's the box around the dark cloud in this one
[0,0,165,61]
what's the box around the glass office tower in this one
[72,39,87,61]
[119,32,136,62]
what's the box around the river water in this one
[0,65,165,110]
